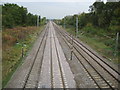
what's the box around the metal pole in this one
[22,46,24,57]
[39,16,41,26]
[114,32,119,57]
[70,35,74,60]
[64,18,65,28]
[37,15,39,27]
[76,16,78,38]
[21,30,24,57]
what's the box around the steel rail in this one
[23,24,49,88]
[54,23,120,83]
[53,27,66,88]
[53,23,115,89]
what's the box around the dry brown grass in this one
[2,26,44,87]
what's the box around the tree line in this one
[55,1,120,57]
[2,3,46,28]
[58,2,120,34]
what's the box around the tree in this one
[2,3,42,28]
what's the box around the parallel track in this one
[6,22,75,88]
[50,22,66,88]
[57,24,120,81]
[36,24,49,88]
[24,22,66,88]
[53,32,66,88]
[15,21,119,89]
[53,22,119,89]
[23,23,49,88]
[50,24,53,88]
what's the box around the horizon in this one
[2,0,118,19]
[2,1,96,19]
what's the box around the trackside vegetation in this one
[55,2,120,64]
[2,3,46,87]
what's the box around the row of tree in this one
[2,3,46,28]
[59,2,120,34]
[54,2,120,56]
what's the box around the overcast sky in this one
[2,0,107,19]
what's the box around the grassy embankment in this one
[62,24,119,64]
[2,25,45,87]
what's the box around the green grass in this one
[2,56,23,88]
[63,26,119,64]
[79,35,119,64]
[2,26,45,88]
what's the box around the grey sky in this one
[15,2,94,19]
[2,0,106,19]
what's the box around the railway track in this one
[52,22,119,89]
[5,23,50,88]
[38,22,75,88]
[7,21,118,89]
[23,23,49,88]
[6,21,75,88]
[24,22,66,88]
[52,25,65,88]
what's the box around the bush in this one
[82,23,98,36]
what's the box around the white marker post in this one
[76,16,78,38]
